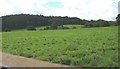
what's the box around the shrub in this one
[62,27,70,29]
[57,25,63,29]
[61,57,71,65]
[51,25,57,30]
[4,28,11,32]
[72,27,77,29]
[26,26,36,31]
[44,26,50,30]
[39,29,43,30]
[25,54,33,58]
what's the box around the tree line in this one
[1,14,118,31]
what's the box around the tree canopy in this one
[1,14,117,31]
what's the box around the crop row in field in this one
[2,26,118,67]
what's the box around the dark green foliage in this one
[61,58,71,65]
[2,14,117,31]
[72,27,77,29]
[50,22,58,30]
[108,21,118,26]
[26,26,36,31]
[62,27,70,29]
[116,14,120,25]
[84,19,111,28]
[25,54,33,58]
[44,25,63,30]
[2,14,83,31]
[44,26,50,30]
[4,28,11,32]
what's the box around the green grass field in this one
[0,33,2,51]
[2,26,118,67]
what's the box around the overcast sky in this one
[0,0,119,20]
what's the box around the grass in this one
[2,26,118,67]
[0,32,2,51]
[63,25,84,29]
[36,25,83,30]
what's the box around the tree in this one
[116,14,120,25]
[2,14,116,31]
[49,18,61,30]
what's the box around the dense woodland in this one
[1,14,118,31]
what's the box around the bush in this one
[57,25,63,29]
[72,27,77,29]
[44,25,64,30]
[4,28,11,32]
[83,19,114,28]
[44,26,50,30]
[26,26,36,31]
[50,23,58,30]
[60,56,71,65]
[62,27,70,29]
[39,29,43,30]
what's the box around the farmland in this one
[2,25,118,67]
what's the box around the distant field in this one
[36,25,84,30]
[2,26,118,67]
[11,25,83,32]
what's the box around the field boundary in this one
[0,52,69,67]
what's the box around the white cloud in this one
[0,0,15,16]
[54,0,118,20]
[0,0,119,20]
